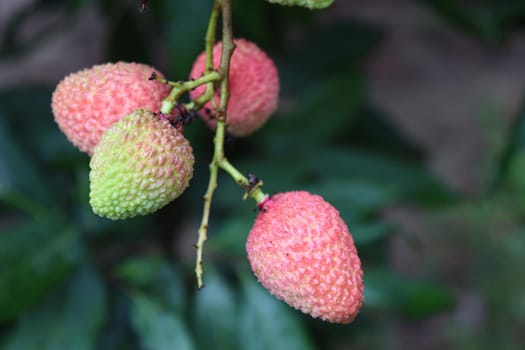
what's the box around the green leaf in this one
[0,88,84,166]
[278,22,381,95]
[162,0,209,77]
[315,148,457,206]
[350,222,394,246]
[208,217,254,256]
[494,107,525,189]
[0,114,53,215]
[107,8,149,63]
[4,268,106,350]
[423,0,525,43]
[364,268,455,318]
[214,156,311,206]
[0,219,82,321]
[95,289,134,350]
[130,293,195,350]
[266,70,363,145]
[193,270,238,350]
[347,106,425,160]
[505,149,525,199]
[305,179,399,220]
[423,0,494,40]
[265,0,334,10]
[116,256,167,287]
[115,256,186,314]
[238,273,315,350]
[210,189,394,255]
[233,0,275,46]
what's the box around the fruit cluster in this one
[51,39,363,324]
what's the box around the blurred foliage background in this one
[1,0,525,349]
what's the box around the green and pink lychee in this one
[89,109,194,220]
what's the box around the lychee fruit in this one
[89,109,194,220]
[246,191,364,324]
[52,62,171,154]
[189,38,279,137]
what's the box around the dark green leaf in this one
[227,147,454,211]
[95,289,134,350]
[350,222,394,246]
[423,0,496,40]
[215,149,443,230]
[0,88,84,166]
[278,21,381,94]
[208,217,253,256]
[4,268,106,350]
[423,0,525,42]
[347,105,425,160]
[0,114,53,215]
[115,256,166,287]
[314,148,457,206]
[130,293,195,350]
[304,180,399,220]
[504,149,525,200]
[364,268,455,318]
[0,219,82,321]
[266,70,363,145]
[115,256,186,314]
[493,107,525,189]
[193,270,238,350]
[233,0,274,46]
[163,0,209,78]
[108,8,149,63]
[214,157,311,207]
[238,273,315,350]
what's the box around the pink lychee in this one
[51,62,171,154]
[246,191,364,324]
[189,38,279,137]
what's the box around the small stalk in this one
[194,0,268,288]
[194,0,223,289]
[160,71,221,115]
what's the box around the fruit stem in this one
[195,0,222,289]
[195,153,219,288]
[201,0,221,110]
[160,71,220,115]
[218,158,268,203]
[162,0,221,119]
[195,0,268,289]
[216,0,234,121]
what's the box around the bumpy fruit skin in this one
[246,191,364,324]
[89,109,194,220]
[51,62,171,154]
[189,38,279,137]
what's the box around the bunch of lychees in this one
[51,1,363,324]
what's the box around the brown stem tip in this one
[139,0,149,13]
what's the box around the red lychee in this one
[189,38,279,137]
[51,62,171,154]
[246,191,364,324]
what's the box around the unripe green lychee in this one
[189,38,279,137]
[51,62,170,154]
[246,191,364,324]
[89,109,194,220]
